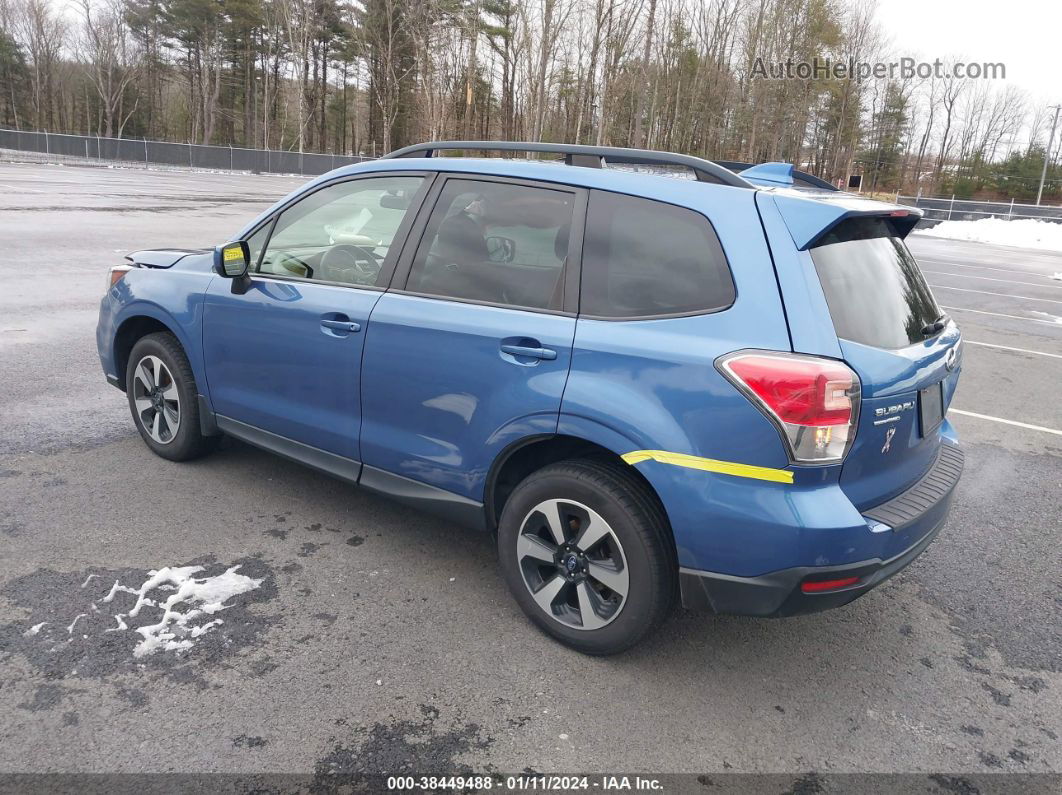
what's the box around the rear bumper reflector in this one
[801,576,861,593]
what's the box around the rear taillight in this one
[107,264,132,292]
[717,351,860,464]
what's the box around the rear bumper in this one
[679,440,963,616]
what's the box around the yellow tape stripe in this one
[621,450,794,484]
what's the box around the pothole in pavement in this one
[0,556,278,687]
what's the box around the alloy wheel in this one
[516,499,629,630]
[132,355,181,444]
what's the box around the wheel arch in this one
[484,427,672,549]
[113,315,177,391]
[111,303,201,392]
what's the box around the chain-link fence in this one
[0,129,371,176]
[897,194,1062,227]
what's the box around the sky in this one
[873,0,1059,106]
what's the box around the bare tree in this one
[279,0,313,151]
[77,0,140,137]
[12,0,66,130]
[932,70,965,190]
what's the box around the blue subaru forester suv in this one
[97,142,963,654]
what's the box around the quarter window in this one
[244,222,271,270]
[257,176,424,287]
[580,190,735,318]
[406,179,576,310]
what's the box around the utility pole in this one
[1036,104,1060,206]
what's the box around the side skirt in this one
[214,415,486,531]
[216,415,362,482]
[360,465,486,531]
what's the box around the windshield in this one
[810,217,942,349]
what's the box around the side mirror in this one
[214,241,250,278]
[485,236,516,263]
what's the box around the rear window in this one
[580,190,735,318]
[810,217,942,349]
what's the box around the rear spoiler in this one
[768,192,923,250]
[716,160,839,192]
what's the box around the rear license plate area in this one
[919,381,944,436]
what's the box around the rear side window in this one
[810,217,941,349]
[580,190,735,318]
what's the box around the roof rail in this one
[382,141,754,189]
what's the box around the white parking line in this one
[919,259,1058,279]
[921,269,1062,289]
[930,284,1062,305]
[949,409,1062,437]
[940,305,1062,325]
[965,340,1062,359]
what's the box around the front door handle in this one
[500,343,557,360]
[321,319,361,333]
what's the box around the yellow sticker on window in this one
[223,246,244,262]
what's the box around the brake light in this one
[717,351,860,463]
[107,264,132,292]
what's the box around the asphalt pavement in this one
[0,162,1059,781]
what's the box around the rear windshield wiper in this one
[920,313,949,337]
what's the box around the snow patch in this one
[1030,311,1062,325]
[23,563,263,659]
[915,217,1062,252]
[115,565,263,658]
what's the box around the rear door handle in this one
[321,319,361,332]
[500,344,557,360]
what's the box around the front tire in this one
[125,332,218,462]
[497,459,675,655]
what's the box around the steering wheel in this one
[319,244,381,284]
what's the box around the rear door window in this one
[579,190,735,318]
[405,179,576,311]
[810,217,942,349]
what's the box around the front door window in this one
[258,176,424,287]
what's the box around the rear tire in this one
[125,332,218,462]
[497,459,675,655]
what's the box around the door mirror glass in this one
[485,236,516,263]
[215,241,250,278]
